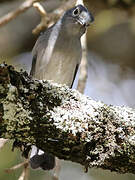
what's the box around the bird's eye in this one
[73,8,80,16]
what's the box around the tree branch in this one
[0,0,41,27]
[0,63,135,174]
[0,0,76,34]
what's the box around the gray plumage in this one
[31,26,81,87]
[30,4,94,170]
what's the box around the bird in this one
[30,4,94,171]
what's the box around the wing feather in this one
[30,27,53,79]
[70,64,79,88]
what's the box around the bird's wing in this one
[30,26,53,78]
[70,63,79,88]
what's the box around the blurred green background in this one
[0,0,135,180]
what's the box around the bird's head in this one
[61,4,94,37]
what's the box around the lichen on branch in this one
[0,63,135,174]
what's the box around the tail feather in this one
[30,146,55,170]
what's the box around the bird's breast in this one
[35,34,82,87]
[42,50,80,87]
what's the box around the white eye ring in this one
[73,7,80,16]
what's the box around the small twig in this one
[32,0,76,34]
[0,138,8,149]
[76,0,84,6]
[53,0,76,16]
[5,159,29,173]
[52,157,61,180]
[0,0,41,27]
[33,2,46,16]
[77,34,88,93]
[32,2,50,34]
[76,0,88,93]
[18,162,29,180]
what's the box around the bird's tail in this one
[30,146,55,170]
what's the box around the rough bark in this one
[0,63,135,173]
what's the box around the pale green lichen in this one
[1,64,135,174]
[2,84,35,143]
